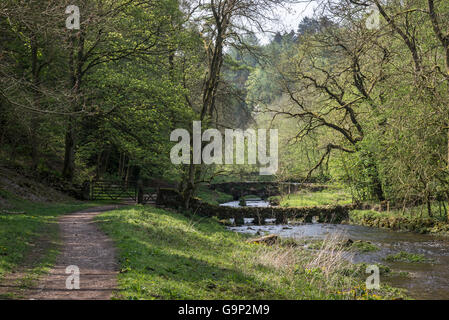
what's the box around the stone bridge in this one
[156,188,352,225]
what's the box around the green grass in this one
[350,241,380,253]
[305,239,379,253]
[241,195,262,200]
[0,189,113,284]
[195,186,234,205]
[385,252,432,264]
[350,210,404,225]
[0,235,61,299]
[274,189,353,207]
[95,205,406,300]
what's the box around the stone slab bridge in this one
[157,188,353,225]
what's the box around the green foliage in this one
[194,186,233,205]
[349,241,379,253]
[385,252,431,264]
[241,195,261,200]
[238,198,247,207]
[242,1,449,209]
[0,0,199,185]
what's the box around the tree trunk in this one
[30,35,40,170]
[364,152,385,201]
[182,162,196,209]
[62,31,84,182]
[445,200,448,222]
[62,120,75,180]
[137,179,144,204]
[372,171,385,202]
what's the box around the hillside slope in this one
[0,167,74,209]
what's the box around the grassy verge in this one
[95,205,406,300]
[0,229,61,299]
[271,189,353,207]
[0,189,113,285]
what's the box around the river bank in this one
[228,219,449,300]
[218,198,449,300]
[348,209,449,236]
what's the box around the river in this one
[221,200,449,300]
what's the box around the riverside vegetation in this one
[268,187,449,236]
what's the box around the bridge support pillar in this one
[254,214,265,226]
[304,215,313,223]
[234,215,244,226]
[275,212,288,224]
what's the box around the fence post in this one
[90,179,94,200]
[81,181,90,200]
[137,179,143,204]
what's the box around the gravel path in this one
[28,206,120,300]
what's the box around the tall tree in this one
[178,0,294,207]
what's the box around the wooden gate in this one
[88,180,159,203]
[89,180,138,201]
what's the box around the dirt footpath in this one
[28,206,121,300]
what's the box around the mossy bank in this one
[349,210,449,235]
